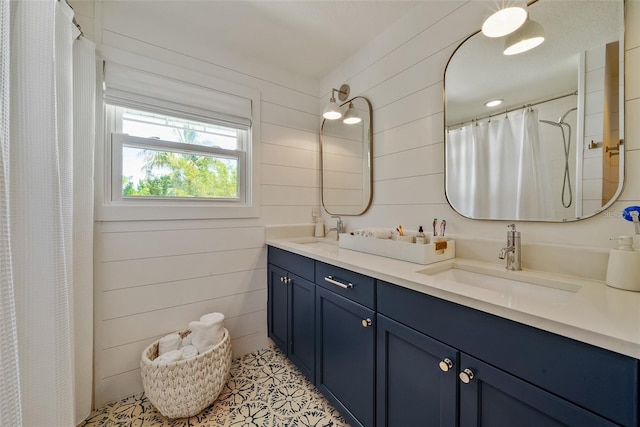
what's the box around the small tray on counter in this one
[338,233,455,265]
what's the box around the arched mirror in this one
[320,96,373,215]
[444,0,624,221]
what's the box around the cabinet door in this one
[458,353,618,427]
[376,314,458,427]
[289,272,315,383]
[267,264,288,354]
[316,286,375,427]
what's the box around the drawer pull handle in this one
[439,358,454,372]
[459,368,475,384]
[361,318,372,328]
[324,276,353,289]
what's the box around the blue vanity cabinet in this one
[315,262,376,427]
[458,353,618,427]
[267,263,289,352]
[375,311,609,427]
[377,280,639,427]
[267,246,639,426]
[376,314,459,427]
[267,247,316,383]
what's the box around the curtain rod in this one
[58,0,84,39]
[447,91,578,130]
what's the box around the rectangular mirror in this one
[444,0,624,221]
[321,96,373,216]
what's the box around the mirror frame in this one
[443,1,625,222]
[320,95,373,216]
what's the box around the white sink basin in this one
[418,261,582,306]
[292,238,339,252]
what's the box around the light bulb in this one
[503,20,545,56]
[342,102,361,124]
[482,7,527,38]
[323,97,342,120]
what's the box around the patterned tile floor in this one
[80,346,350,427]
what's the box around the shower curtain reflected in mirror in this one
[447,109,554,220]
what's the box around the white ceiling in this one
[105,0,421,80]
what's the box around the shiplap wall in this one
[320,0,640,249]
[71,0,322,406]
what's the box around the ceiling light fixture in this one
[342,102,361,124]
[484,99,503,108]
[481,6,527,38]
[322,84,350,120]
[503,19,545,55]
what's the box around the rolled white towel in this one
[364,228,393,239]
[199,312,225,349]
[155,349,181,364]
[181,334,193,348]
[189,314,225,353]
[158,333,181,356]
[180,344,199,360]
[200,312,225,324]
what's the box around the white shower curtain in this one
[447,109,553,220]
[2,0,95,425]
[515,109,554,219]
[0,0,22,425]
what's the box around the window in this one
[110,106,247,202]
[97,62,260,221]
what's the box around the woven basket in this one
[140,328,232,418]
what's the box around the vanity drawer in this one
[377,281,639,427]
[268,246,315,282]
[315,262,375,309]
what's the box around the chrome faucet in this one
[498,224,521,271]
[326,215,344,240]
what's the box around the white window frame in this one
[95,59,261,221]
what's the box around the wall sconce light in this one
[503,19,545,55]
[322,84,350,120]
[342,102,361,124]
[481,6,527,38]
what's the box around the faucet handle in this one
[330,215,344,240]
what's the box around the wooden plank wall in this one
[75,0,323,405]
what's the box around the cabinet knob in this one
[439,358,454,372]
[361,318,372,328]
[286,277,292,284]
[459,368,475,384]
[280,276,285,283]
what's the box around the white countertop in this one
[267,236,640,359]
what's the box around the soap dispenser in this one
[622,206,640,250]
[312,208,324,238]
[605,236,640,291]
